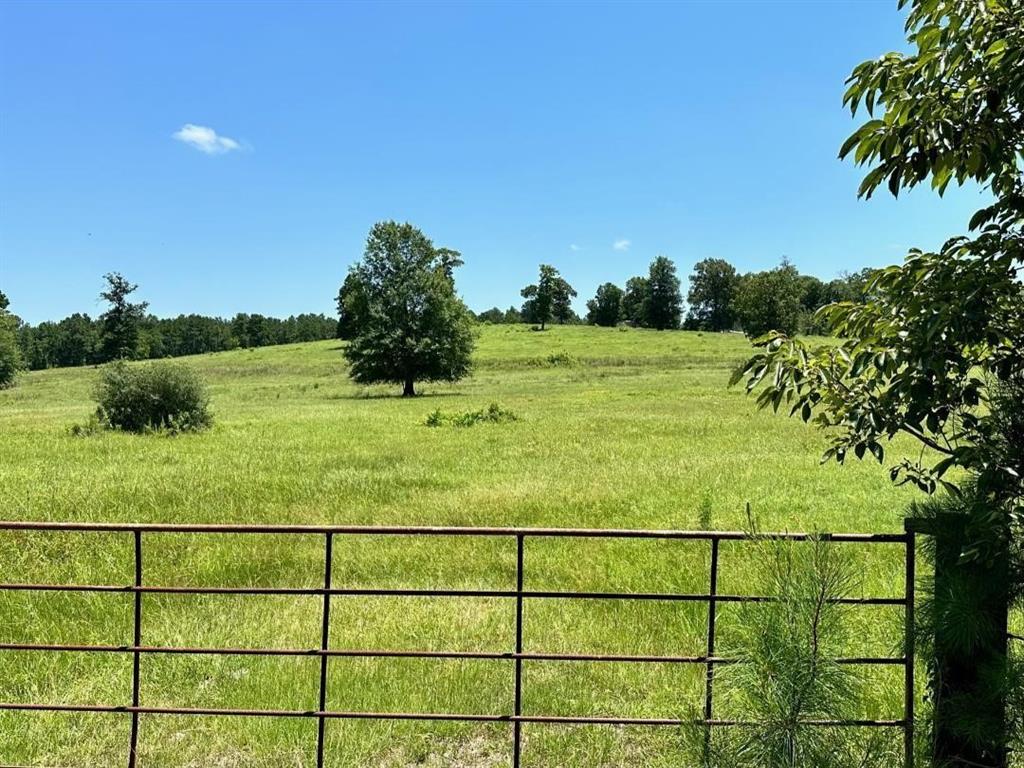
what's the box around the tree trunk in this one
[918,514,1010,768]
[402,376,415,397]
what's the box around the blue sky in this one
[1,1,988,324]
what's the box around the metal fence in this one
[0,521,915,768]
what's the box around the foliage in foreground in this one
[93,360,213,434]
[734,0,1024,764]
[689,536,892,768]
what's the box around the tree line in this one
[6,273,337,372]
[4,251,875,383]
[473,256,872,336]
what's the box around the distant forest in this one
[9,274,337,371]
[6,255,873,373]
[471,256,873,337]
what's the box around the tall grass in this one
[0,325,919,766]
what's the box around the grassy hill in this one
[0,325,916,766]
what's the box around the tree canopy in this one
[475,307,506,324]
[586,282,624,327]
[521,265,573,330]
[838,0,1024,230]
[342,221,475,397]
[98,273,148,362]
[550,277,578,325]
[619,276,649,326]
[644,256,683,330]
[686,258,738,331]
[732,260,804,338]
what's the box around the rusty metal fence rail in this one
[0,522,916,768]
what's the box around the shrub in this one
[69,413,104,437]
[423,402,519,428]
[525,351,577,368]
[94,361,212,433]
[545,351,576,366]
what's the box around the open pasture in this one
[0,325,918,766]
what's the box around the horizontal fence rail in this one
[0,522,915,768]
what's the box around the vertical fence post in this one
[513,534,525,768]
[127,530,143,768]
[317,532,334,768]
[910,514,1010,768]
[703,536,720,758]
[903,527,915,768]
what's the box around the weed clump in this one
[92,361,213,434]
[69,413,104,437]
[424,402,520,428]
[526,351,578,367]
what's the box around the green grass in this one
[0,324,919,767]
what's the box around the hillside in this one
[0,325,911,531]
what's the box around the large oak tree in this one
[342,221,475,397]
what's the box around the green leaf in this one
[984,39,1007,58]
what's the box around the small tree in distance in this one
[98,273,148,362]
[342,221,475,397]
[551,277,577,324]
[620,276,648,325]
[586,282,624,326]
[644,256,683,330]
[475,307,505,324]
[733,260,803,338]
[521,264,563,330]
[94,360,213,433]
[686,258,738,331]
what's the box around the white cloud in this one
[570,244,582,251]
[613,238,631,251]
[173,123,242,154]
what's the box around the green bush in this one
[525,351,577,367]
[69,413,104,438]
[94,361,212,433]
[423,402,519,428]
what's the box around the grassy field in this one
[0,324,919,767]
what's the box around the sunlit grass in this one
[0,325,918,766]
